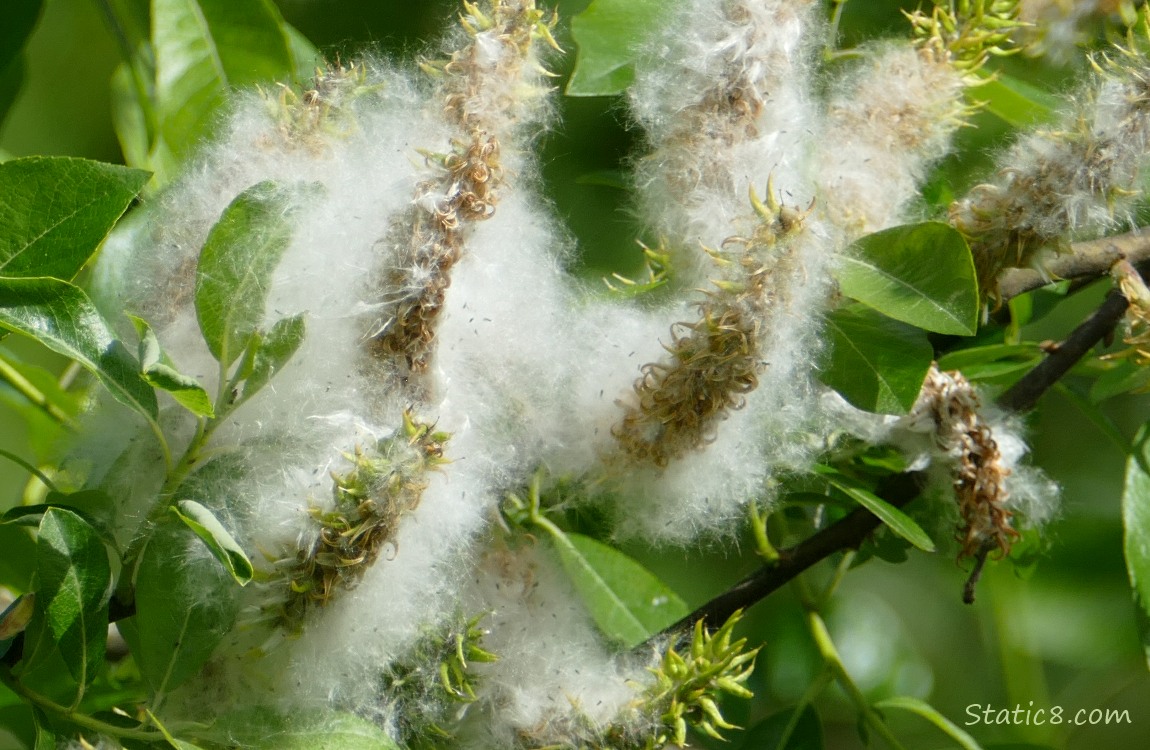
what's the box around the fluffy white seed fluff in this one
[629,0,821,284]
[815,43,968,240]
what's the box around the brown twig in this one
[998,227,1150,301]
[655,473,922,637]
[996,288,1130,413]
[654,245,1147,638]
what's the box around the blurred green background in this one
[2,1,1149,748]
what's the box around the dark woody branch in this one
[656,240,1146,640]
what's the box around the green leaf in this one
[0,277,158,418]
[242,313,305,401]
[820,304,932,415]
[35,508,112,687]
[110,62,153,172]
[835,222,979,336]
[129,315,215,417]
[737,706,824,750]
[172,500,253,585]
[0,0,43,73]
[201,708,401,750]
[194,181,295,367]
[874,696,984,750]
[285,23,322,82]
[0,157,150,280]
[567,0,666,96]
[823,473,935,552]
[974,73,1059,128]
[547,530,688,648]
[32,705,56,750]
[4,494,119,552]
[1123,424,1150,669]
[937,343,1043,383]
[1090,360,1150,404]
[133,519,239,695]
[150,0,297,179]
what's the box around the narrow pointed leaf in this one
[0,277,158,418]
[35,508,111,687]
[172,500,253,585]
[836,222,979,336]
[0,157,149,279]
[194,181,295,366]
[824,473,935,552]
[546,529,688,647]
[1123,424,1150,669]
[820,304,932,415]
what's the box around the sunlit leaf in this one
[4,493,118,552]
[835,222,979,336]
[241,313,305,402]
[0,157,149,280]
[0,277,158,418]
[133,519,239,695]
[172,500,253,585]
[129,315,215,417]
[567,0,666,96]
[547,530,688,647]
[974,72,1059,128]
[194,181,295,367]
[149,0,298,180]
[820,304,932,415]
[35,508,111,687]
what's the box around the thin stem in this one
[0,354,76,430]
[825,0,852,59]
[0,667,162,743]
[817,550,855,609]
[0,449,59,494]
[805,610,908,750]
